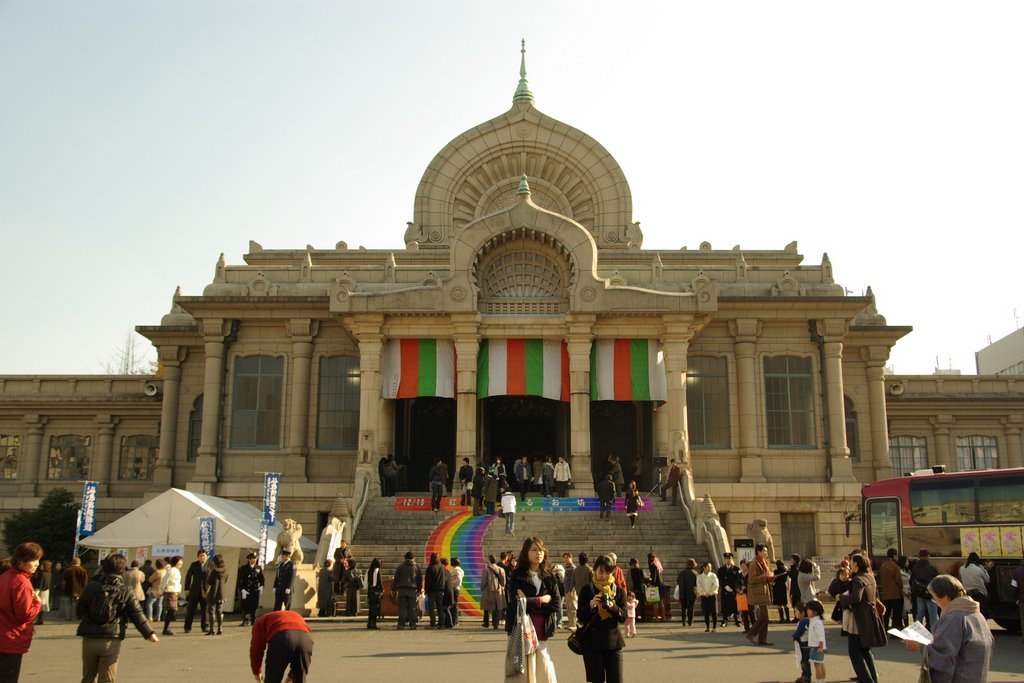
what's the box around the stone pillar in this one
[821,321,855,482]
[730,319,765,483]
[662,316,695,470]
[352,316,384,470]
[930,415,955,472]
[285,320,318,482]
[1001,416,1023,468]
[567,315,595,490]
[453,314,481,471]
[19,415,47,496]
[154,347,187,488]
[94,416,118,494]
[863,347,893,481]
[193,320,231,483]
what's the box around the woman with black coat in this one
[205,554,228,635]
[577,554,627,683]
[627,559,646,622]
[772,560,790,623]
[504,536,559,682]
[838,554,887,683]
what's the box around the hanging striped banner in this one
[590,339,667,402]
[381,339,455,399]
[477,339,569,402]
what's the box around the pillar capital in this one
[94,415,120,433]
[817,318,849,342]
[859,345,891,367]
[728,319,762,343]
[661,314,697,341]
[286,318,320,343]
[158,345,188,366]
[200,318,233,341]
[23,414,47,431]
[929,415,956,433]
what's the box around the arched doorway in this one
[479,396,568,467]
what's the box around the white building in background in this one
[976,328,1024,376]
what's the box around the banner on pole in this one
[79,481,99,537]
[198,517,216,555]
[263,473,281,525]
[258,522,270,566]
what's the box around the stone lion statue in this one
[747,518,775,563]
[277,518,305,565]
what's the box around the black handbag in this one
[568,614,598,655]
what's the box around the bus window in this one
[867,499,900,557]
[979,475,1024,523]
[910,479,976,525]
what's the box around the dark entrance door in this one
[479,396,567,468]
[394,397,456,492]
[589,401,655,490]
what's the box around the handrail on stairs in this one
[674,469,732,564]
[350,466,373,539]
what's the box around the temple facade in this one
[2,49,1022,559]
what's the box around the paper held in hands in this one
[887,621,934,646]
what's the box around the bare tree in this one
[102,330,157,375]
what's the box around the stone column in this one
[453,314,481,471]
[1001,416,1023,468]
[930,415,955,472]
[730,319,765,483]
[821,320,856,482]
[662,316,695,469]
[154,347,187,488]
[19,415,47,496]
[94,416,118,494]
[285,320,318,482]
[352,315,384,469]
[193,320,231,483]
[566,315,595,490]
[862,347,893,481]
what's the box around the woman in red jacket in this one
[0,542,44,683]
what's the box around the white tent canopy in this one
[79,487,316,554]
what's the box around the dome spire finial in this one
[517,174,531,196]
[513,39,534,103]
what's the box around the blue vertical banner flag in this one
[198,516,216,555]
[79,481,99,537]
[263,473,281,525]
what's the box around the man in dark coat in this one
[61,557,90,621]
[746,544,774,646]
[77,554,157,682]
[717,553,741,627]
[238,552,265,626]
[457,458,474,506]
[274,549,296,611]
[676,559,699,627]
[183,549,210,633]
[596,474,616,520]
[391,551,422,629]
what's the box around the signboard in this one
[263,473,281,524]
[198,516,216,555]
[734,538,755,564]
[152,544,185,557]
[258,522,271,566]
[79,481,99,537]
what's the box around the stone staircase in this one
[352,494,708,616]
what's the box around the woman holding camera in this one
[576,555,627,683]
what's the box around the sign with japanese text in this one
[79,481,99,537]
[263,473,281,524]
[198,516,216,555]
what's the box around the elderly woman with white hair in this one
[903,574,993,683]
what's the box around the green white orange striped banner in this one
[589,339,667,402]
[477,339,569,402]
[381,339,455,399]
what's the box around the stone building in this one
[1,48,1022,559]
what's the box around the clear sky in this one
[1,1,1021,375]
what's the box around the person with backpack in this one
[77,554,158,682]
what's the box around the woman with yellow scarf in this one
[575,555,627,682]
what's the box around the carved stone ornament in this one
[449,285,467,302]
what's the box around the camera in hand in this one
[601,594,613,608]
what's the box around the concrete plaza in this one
[19,615,1024,682]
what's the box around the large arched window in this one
[888,435,928,474]
[0,435,20,479]
[317,356,361,449]
[956,435,998,471]
[119,435,158,480]
[47,434,91,479]
[187,395,203,462]
[686,356,730,448]
[764,356,815,447]
[230,355,284,449]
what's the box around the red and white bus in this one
[862,467,1024,631]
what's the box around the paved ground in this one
[20,614,1024,682]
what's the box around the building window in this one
[686,356,730,448]
[47,434,91,480]
[844,396,859,463]
[0,435,20,479]
[317,356,361,449]
[889,435,928,475]
[187,395,203,462]
[230,356,284,449]
[956,435,998,471]
[119,435,158,480]
[764,356,815,447]
[780,512,817,560]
